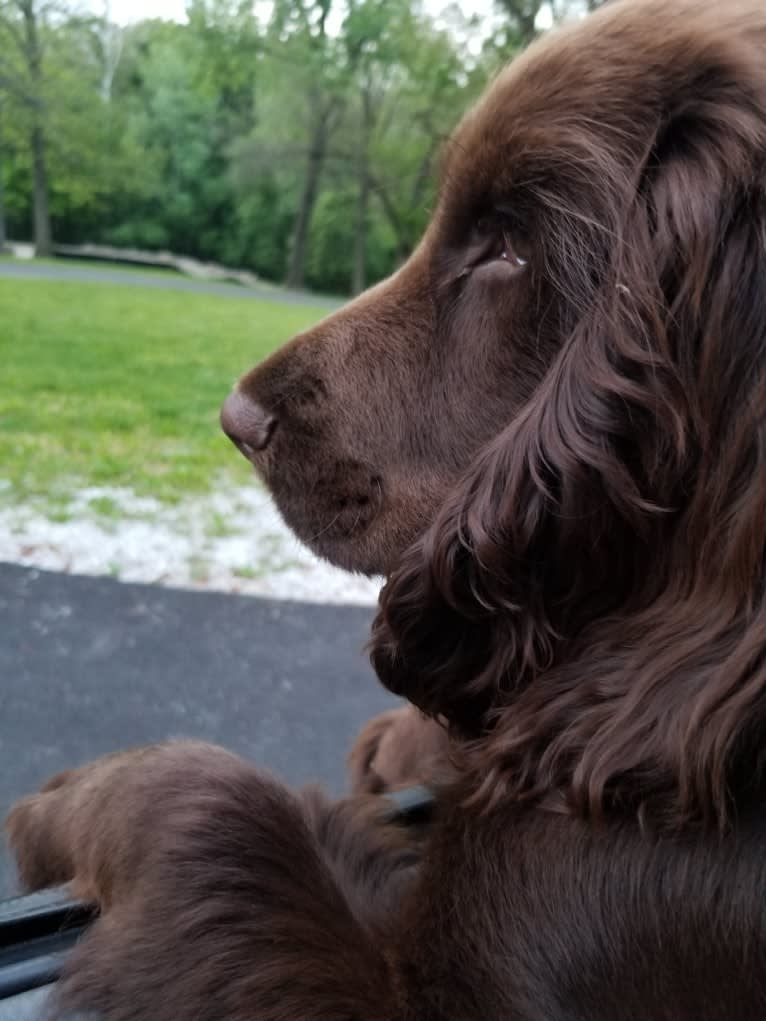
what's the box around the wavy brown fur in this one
[8,2,766,1018]
[372,1,766,831]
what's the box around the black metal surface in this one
[0,889,96,998]
[386,785,436,824]
[0,984,56,1021]
[0,888,95,943]
[0,950,71,999]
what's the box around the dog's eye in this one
[469,210,531,277]
[499,222,529,268]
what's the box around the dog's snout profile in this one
[220,390,277,456]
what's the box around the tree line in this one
[0,0,605,295]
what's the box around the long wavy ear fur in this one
[372,33,766,828]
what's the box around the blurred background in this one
[0,0,605,894]
[0,0,604,293]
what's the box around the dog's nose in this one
[220,390,277,455]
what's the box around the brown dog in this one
[9,1,766,1017]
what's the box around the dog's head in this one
[223,1,766,825]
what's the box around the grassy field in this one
[0,277,329,507]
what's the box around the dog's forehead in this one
[440,5,646,204]
[440,0,766,208]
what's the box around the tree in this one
[185,0,259,128]
[91,4,258,261]
[366,9,476,266]
[109,23,222,254]
[342,0,411,293]
[493,0,610,53]
[0,99,7,249]
[3,0,608,293]
[21,0,51,254]
[93,1,123,102]
[494,0,541,47]
[0,0,54,254]
[262,0,347,290]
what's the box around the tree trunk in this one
[30,119,51,255]
[0,107,7,251]
[351,167,369,294]
[351,165,369,294]
[371,179,406,263]
[351,88,373,296]
[285,109,328,291]
[21,0,52,256]
[372,139,436,268]
[99,7,124,103]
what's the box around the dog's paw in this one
[5,742,258,905]
[5,785,77,892]
[5,747,174,902]
[347,705,452,795]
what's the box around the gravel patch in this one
[0,484,383,606]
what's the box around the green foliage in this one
[223,172,294,281]
[0,0,598,295]
[304,186,396,294]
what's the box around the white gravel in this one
[0,483,383,606]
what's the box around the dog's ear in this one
[370,172,693,729]
[372,42,766,741]
[371,287,687,729]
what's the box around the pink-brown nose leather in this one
[220,390,277,455]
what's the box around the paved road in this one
[0,563,396,897]
[0,259,342,308]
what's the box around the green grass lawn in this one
[0,278,329,505]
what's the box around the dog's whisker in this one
[305,510,342,544]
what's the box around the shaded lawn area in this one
[0,278,328,504]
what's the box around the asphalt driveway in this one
[0,563,396,897]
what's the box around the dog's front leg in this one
[5,741,414,1020]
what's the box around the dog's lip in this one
[234,438,259,461]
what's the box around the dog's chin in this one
[303,510,432,580]
[308,534,386,577]
[276,478,445,579]
[257,462,440,579]
[270,497,389,578]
